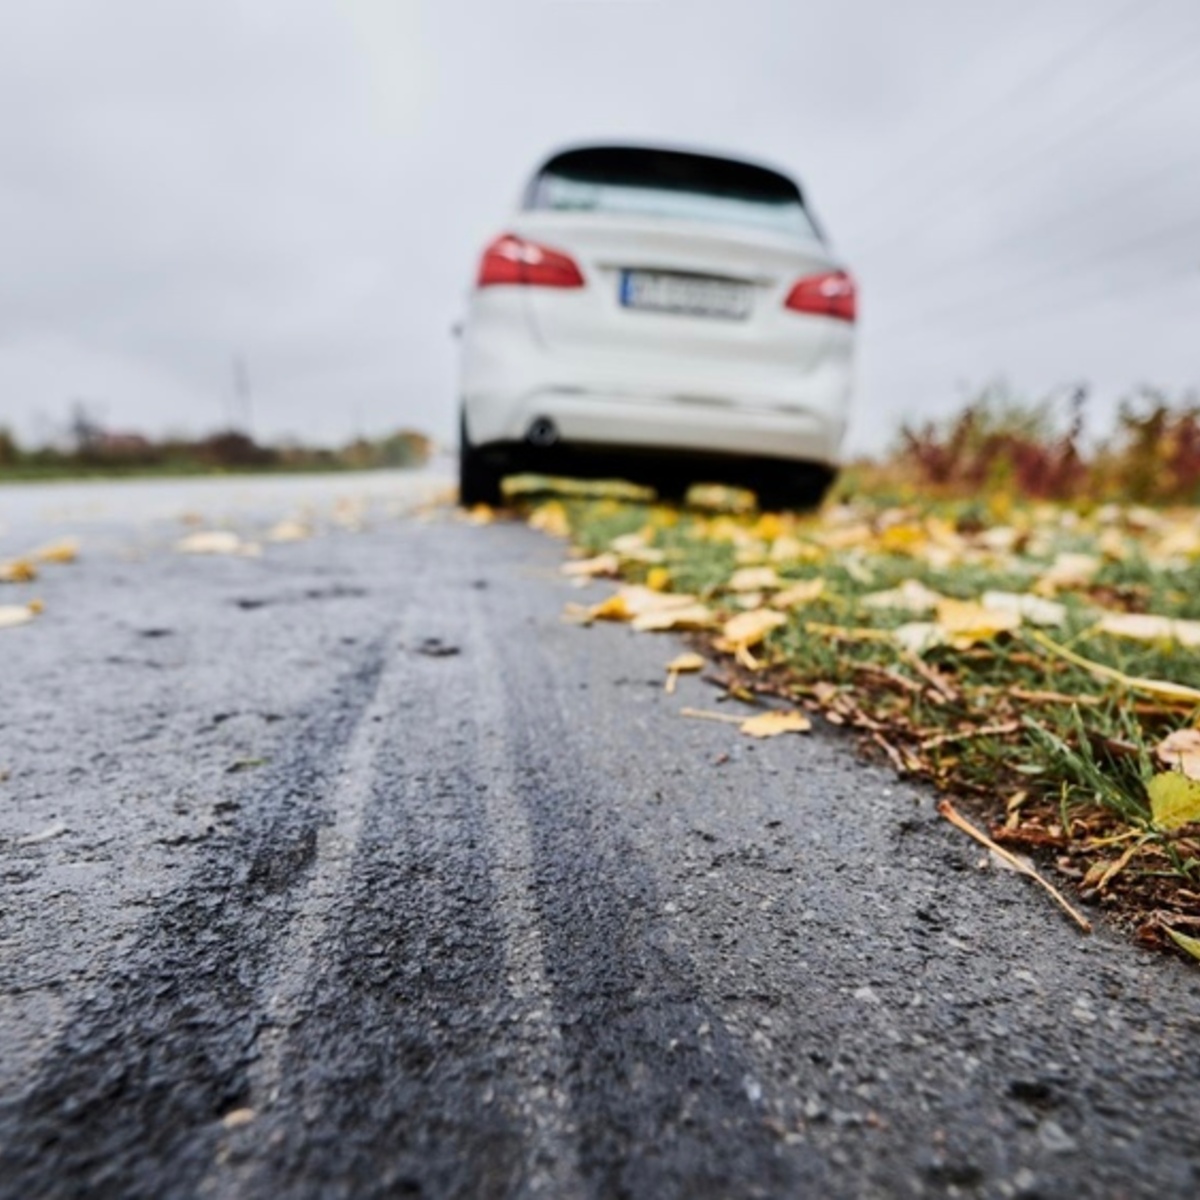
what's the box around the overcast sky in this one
[1,0,1198,454]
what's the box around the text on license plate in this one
[619,271,752,320]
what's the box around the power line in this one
[870,211,1200,341]
[871,256,1199,347]
[840,0,1161,216]
[844,8,1200,262]
[853,144,1200,303]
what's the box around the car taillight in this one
[784,270,856,322]
[477,234,585,289]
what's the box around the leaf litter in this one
[514,485,1200,962]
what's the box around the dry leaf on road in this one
[664,651,705,694]
[562,552,620,578]
[0,602,40,629]
[631,604,714,633]
[0,559,37,584]
[740,710,811,738]
[177,531,260,557]
[34,538,80,564]
[266,520,312,543]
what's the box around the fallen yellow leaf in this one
[1029,631,1200,705]
[664,651,706,694]
[0,603,39,629]
[1148,772,1200,830]
[631,604,714,633]
[1034,552,1101,595]
[527,502,573,535]
[561,552,620,578]
[740,710,811,738]
[981,591,1066,628]
[1166,927,1200,963]
[891,622,947,655]
[727,566,781,592]
[0,558,37,584]
[718,608,787,649]
[770,578,826,609]
[862,579,945,615]
[34,538,79,564]
[609,531,666,564]
[266,519,311,543]
[1094,612,1200,648]
[588,586,702,625]
[934,598,1021,645]
[176,531,259,556]
[645,566,672,591]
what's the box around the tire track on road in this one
[0,642,391,1200]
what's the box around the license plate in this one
[619,271,752,320]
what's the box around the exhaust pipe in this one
[525,417,559,448]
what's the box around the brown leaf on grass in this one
[1147,772,1200,830]
[0,559,37,584]
[739,710,811,738]
[1155,729,1200,780]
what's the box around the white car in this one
[458,143,855,509]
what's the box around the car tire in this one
[756,465,835,513]
[458,413,503,508]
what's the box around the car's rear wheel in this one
[755,465,835,513]
[458,413,504,508]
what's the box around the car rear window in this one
[525,146,822,241]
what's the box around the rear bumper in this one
[463,383,847,468]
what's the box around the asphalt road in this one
[2,473,1200,1199]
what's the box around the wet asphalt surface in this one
[2,473,1200,1200]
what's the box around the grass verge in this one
[504,481,1200,961]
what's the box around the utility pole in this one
[232,354,254,435]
